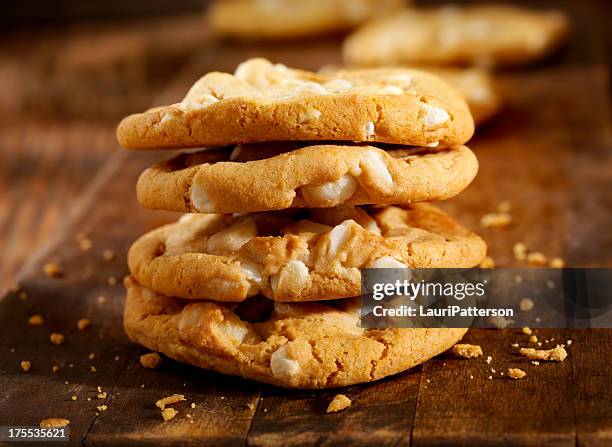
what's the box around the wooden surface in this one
[1,1,612,446]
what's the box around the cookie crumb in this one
[486,356,492,364]
[50,333,65,345]
[515,275,523,284]
[97,405,108,412]
[452,343,483,358]
[247,402,256,410]
[114,356,120,361]
[190,403,196,409]
[519,298,534,312]
[107,276,118,286]
[519,345,567,362]
[156,394,186,410]
[88,353,96,360]
[40,418,70,428]
[326,394,351,413]
[521,327,532,335]
[479,256,495,268]
[52,365,60,373]
[90,366,97,373]
[513,242,528,261]
[508,368,526,379]
[43,261,63,278]
[532,361,540,366]
[102,250,116,261]
[20,360,31,372]
[487,375,493,380]
[546,280,556,289]
[481,212,512,229]
[28,314,44,326]
[97,392,107,399]
[566,339,573,346]
[76,233,93,252]
[77,318,91,330]
[71,395,77,401]
[511,343,519,348]
[161,408,178,422]
[529,335,538,343]
[97,295,107,305]
[527,252,547,266]
[140,352,162,369]
[549,257,565,268]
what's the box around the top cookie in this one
[116,58,474,150]
[343,5,570,68]
[208,0,404,40]
[334,67,500,125]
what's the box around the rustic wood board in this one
[1,1,612,446]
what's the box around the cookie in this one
[124,276,468,388]
[127,203,486,302]
[343,5,569,68]
[116,58,474,150]
[208,0,404,40]
[334,67,500,125]
[137,143,478,214]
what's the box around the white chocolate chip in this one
[217,320,251,344]
[327,221,354,256]
[270,260,309,295]
[324,78,353,92]
[301,174,357,206]
[368,256,406,269]
[298,108,322,124]
[240,261,263,285]
[421,103,450,129]
[229,145,243,161]
[380,85,404,95]
[270,345,300,378]
[190,183,214,213]
[206,218,257,255]
[360,150,393,193]
[365,121,375,138]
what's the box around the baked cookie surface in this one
[208,0,404,40]
[128,203,486,302]
[137,143,478,213]
[334,67,500,125]
[343,5,569,68]
[117,58,474,150]
[124,277,467,388]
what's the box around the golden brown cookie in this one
[333,67,500,125]
[124,276,468,388]
[116,58,474,150]
[127,203,486,302]
[208,0,404,40]
[343,5,569,68]
[137,143,478,213]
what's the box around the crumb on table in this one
[40,418,70,428]
[508,368,527,379]
[156,394,186,410]
[519,345,567,362]
[326,394,352,413]
[452,343,483,358]
[140,352,162,369]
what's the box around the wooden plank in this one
[248,371,420,446]
[571,329,612,447]
[412,329,577,447]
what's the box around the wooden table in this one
[1,1,611,445]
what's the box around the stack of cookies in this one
[117,58,486,389]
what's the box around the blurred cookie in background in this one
[208,0,405,40]
[343,4,570,68]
